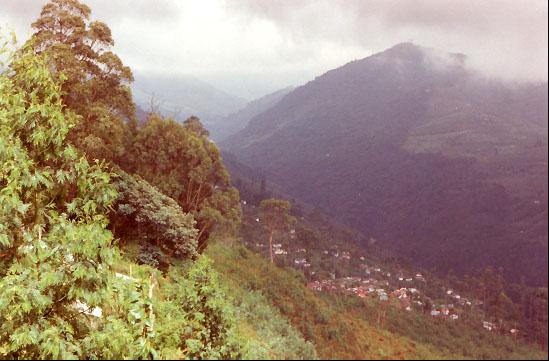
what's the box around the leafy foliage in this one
[0,42,154,359]
[111,171,198,260]
[154,257,243,360]
[132,114,241,251]
[27,0,136,165]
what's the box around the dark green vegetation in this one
[223,42,549,287]
[0,1,547,359]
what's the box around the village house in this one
[483,321,496,332]
[393,288,408,299]
[273,243,288,255]
[441,308,450,316]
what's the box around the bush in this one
[111,171,198,259]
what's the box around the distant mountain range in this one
[222,43,549,286]
[213,86,294,141]
[132,73,296,141]
[131,72,247,131]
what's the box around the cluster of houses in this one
[445,289,474,308]
[321,249,352,260]
[273,243,288,255]
[241,204,520,336]
[429,306,459,320]
[306,275,474,323]
[307,276,412,304]
[303,258,502,328]
[249,238,503,332]
[294,258,311,267]
[480,321,519,335]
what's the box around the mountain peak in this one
[380,42,426,59]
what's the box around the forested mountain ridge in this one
[212,86,294,141]
[223,42,549,286]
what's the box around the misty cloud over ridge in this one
[227,0,548,83]
[1,0,547,99]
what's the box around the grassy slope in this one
[115,241,547,360]
[207,242,548,360]
[207,243,449,360]
[118,242,316,360]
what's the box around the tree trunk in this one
[269,230,274,263]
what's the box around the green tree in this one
[0,42,153,359]
[132,115,241,251]
[259,199,296,263]
[111,171,198,259]
[296,226,318,249]
[184,115,210,138]
[522,288,548,345]
[27,0,135,165]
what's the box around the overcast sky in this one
[1,0,547,99]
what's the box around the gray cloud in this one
[226,0,549,82]
[1,0,547,100]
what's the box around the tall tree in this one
[0,42,153,359]
[259,199,296,263]
[132,115,241,251]
[27,0,135,165]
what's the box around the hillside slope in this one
[132,73,246,127]
[207,243,548,360]
[213,86,294,141]
[222,43,549,286]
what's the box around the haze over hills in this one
[132,72,247,130]
[222,42,549,286]
[213,86,295,141]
